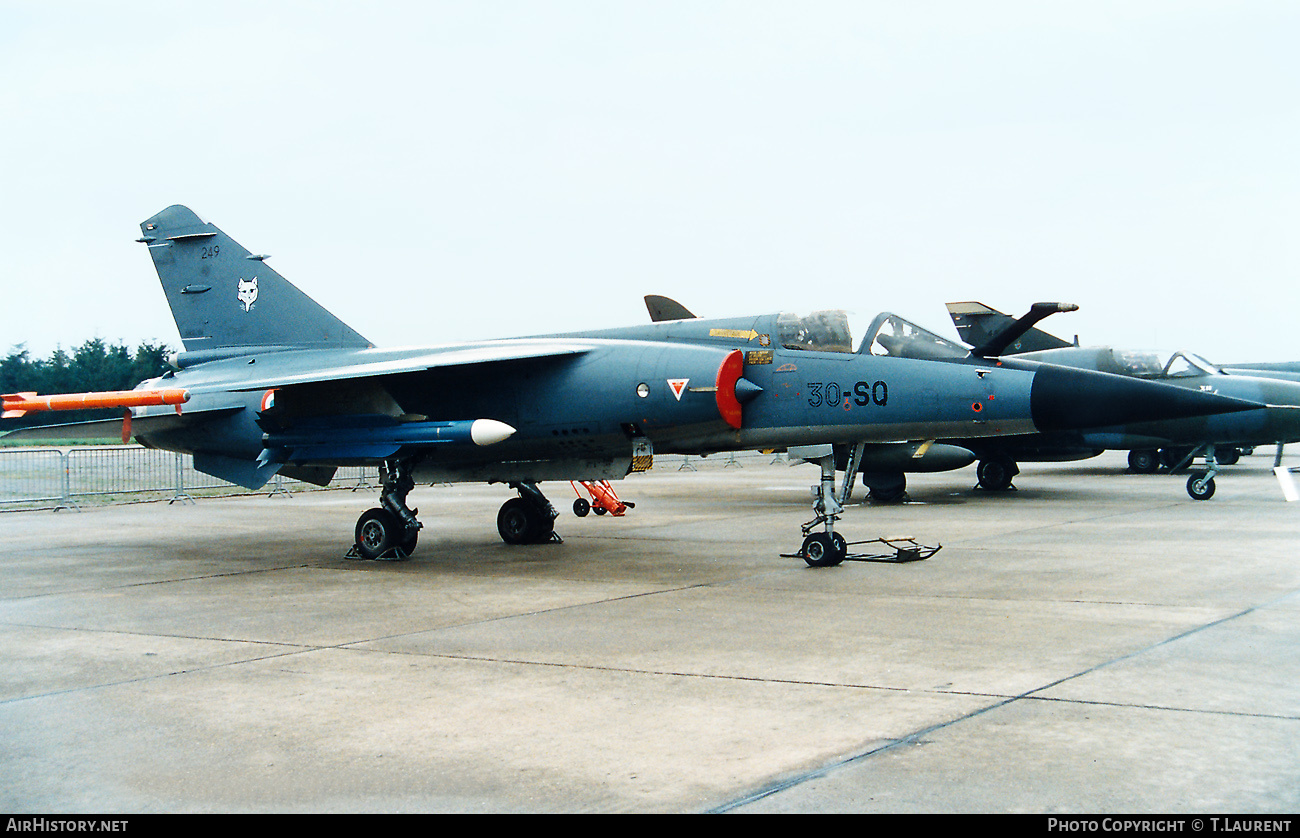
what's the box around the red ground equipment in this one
[570,481,634,517]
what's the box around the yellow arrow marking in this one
[709,328,760,341]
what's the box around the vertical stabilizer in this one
[139,205,371,352]
[946,301,1074,355]
[644,294,697,322]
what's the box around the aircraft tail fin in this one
[139,205,372,353]
[644,294,697,322]
[946,301,1075,355]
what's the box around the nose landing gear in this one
[784,444,939,567]
[788,445,849,567]
[1186,444,1220,501]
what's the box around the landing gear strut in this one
[497,481,561,544]
[783,444,939,567]
[351,458,422,560]
[791,445,848,568]
[1186,444,1219,501]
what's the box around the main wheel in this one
[1128,449,1159,474]
[1161,447,1194,471]
[1218,447,1241,466]
[497,497,540,544]
[976,457,1017,491]
[801,532,847,568]
[1187,472,1216,500]
[355,507,401,559]
[863,471,907,504]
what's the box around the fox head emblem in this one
[237,277,258,312]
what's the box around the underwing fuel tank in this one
[835,441,976,474]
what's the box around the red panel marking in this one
[715,349,744,429]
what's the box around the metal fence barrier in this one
[0,446,776,511]
[0,445,376,510]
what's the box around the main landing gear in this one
[975,456,1019,492]
[349,468,565,558]
[496,481,561,544]
[350,458,422,560]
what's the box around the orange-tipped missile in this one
[2,388,190,419]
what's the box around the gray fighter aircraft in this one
[0,207,1262,567]
[934,301,1300,499]
[643,297,986,499]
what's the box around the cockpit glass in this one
[1110,349,1221,378]
[1109,350,1164,377]
[776,310,854,353]
[861,313,969,360]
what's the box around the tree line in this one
[1,339,173,428]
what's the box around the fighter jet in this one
[642,297,988,501]
[937,301,1300,499]
[0,207,1261,567]
[639,297,1278,505]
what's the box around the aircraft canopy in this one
[860,312,970,360]
[1111,350,1222,378]
[776,310,855,353]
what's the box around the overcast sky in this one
[2,1,1297,366]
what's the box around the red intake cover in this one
[715,349,744,429]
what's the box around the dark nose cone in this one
[1030,366,1263,433]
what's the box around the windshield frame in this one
[860,312,970,360]
[1162,351,1222,378]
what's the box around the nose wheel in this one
[1186,473,1216,500]
[1185,444,1221,501]
[801,531,847,567]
